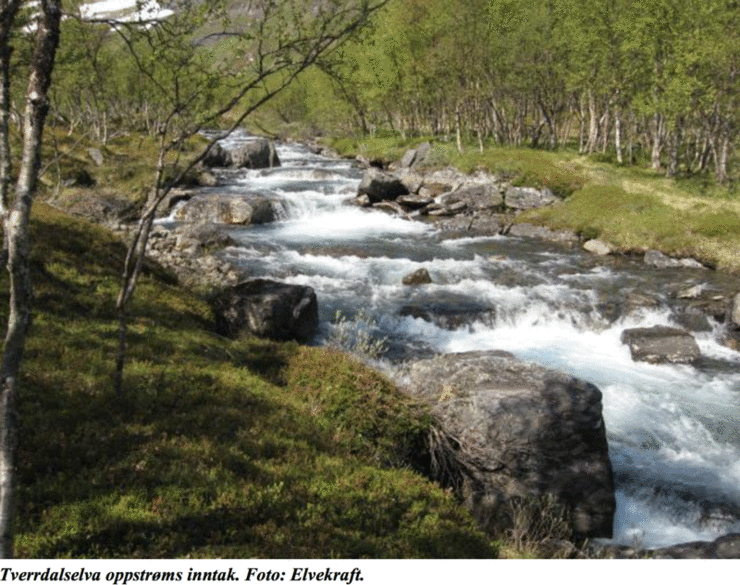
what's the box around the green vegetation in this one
[10,204,502,558]
[327,133,740,273]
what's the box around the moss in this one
[5,203,498,558]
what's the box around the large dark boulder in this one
[203,138,281,169]
[357,168,409,203]
[620,326,701,365]
[399,351,615,539]
[211,279,318,341]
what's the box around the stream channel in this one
[176,133,740,550]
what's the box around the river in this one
[185,135,740,550]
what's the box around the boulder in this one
[620,326,701,364]
[396,194,434,209]
[173,194,276,225]
[87,147,104,166]
[400,142,432,168]
[732,293,740,327]
[439,184,505,212]
[211,279,318,341]
[399,351,615,538]
[402,268,433,285]
[504,186,560,210]
[396,168,424,194]
[203,138,281,169]
[357,168,409,203]
[583,239,614,256]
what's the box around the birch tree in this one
[85,0,389,395]
[0,0,62,558]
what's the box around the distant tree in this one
[0,0,62,559]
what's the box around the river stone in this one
[583,239,614,256]
[620,326,701,364]
[399,351,615,538]
[357,168,409,203]
[211,279,318,341]
[203,138,281,169]
[173,194,276,225]
[402,268,433,285]
[644,249,683,268]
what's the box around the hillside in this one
[8,203,501,558]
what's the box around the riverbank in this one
[11,203,510,558]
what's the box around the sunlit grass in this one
[328,134,740,273]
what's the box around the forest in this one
[289,0,740,184]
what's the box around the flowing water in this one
[184,134,740,549]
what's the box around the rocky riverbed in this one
[64,132,740,556]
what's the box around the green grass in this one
[327,134,740,273]
[7,204,502,558]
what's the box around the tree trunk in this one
[651,113,663,170]
[0,0,62,559]
[615,111,623,164]
[0,0,22,272]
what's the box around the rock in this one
[583,239,614,256]
[396,194,434,209]
[211,279,318,341]
[399,142,432,168]
[645,249,706,269]
[402,268,433,285]
[87,147,104,166]
[357,168,409,203]
[373,200,408,217]
[399,351,615,538]
[173,224,238,253]
[680,258,707,269]
[400,148,417,168]
[399,302,496,330]
[173,194,276,225]
[620,326,701,364]
[203,138,281,169]
[439,184,505,212]
[676,284,705,299]
[653,533,740,559]
[732,293,740,327]
[396,169,424,194]
[427,201,468,216]
[504,186,560,210]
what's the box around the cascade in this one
[200,135,740,549]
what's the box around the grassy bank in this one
[10,204,505,558]
[329,135,740,274]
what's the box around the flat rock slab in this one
[620,326,701,365]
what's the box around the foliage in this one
[5,204,502,558]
